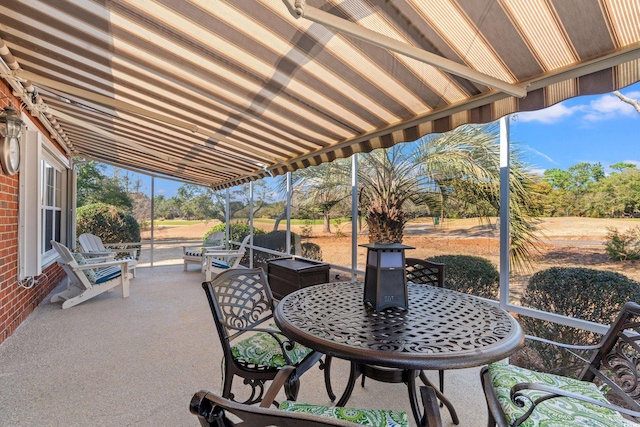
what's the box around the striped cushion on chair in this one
[94,266,122,284]
[184,250,203,257]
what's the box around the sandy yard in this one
[141,217,639,282]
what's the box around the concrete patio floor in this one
[0,261,489,426]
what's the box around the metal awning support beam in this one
[9,69,266,153]
[284,0,527,98]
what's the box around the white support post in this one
[225,188,230,249]
[150,176,155,267]
[249,181,254,268]
[499,116,510,309]
[351,154,359,280]
[286,172,292,255]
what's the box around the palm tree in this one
[358,145,435,243]
[360,123,540,272]
[277,160,351,233]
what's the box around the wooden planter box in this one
[267,257,330,300]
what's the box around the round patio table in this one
[274,281,523,426]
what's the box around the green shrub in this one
[425,255,499,299]
[76,203,141,257]
[515,267,640,376]
[605,226,640,261]
[204,223,265,244]
[301,242,322,261]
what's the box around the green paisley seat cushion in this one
[279,401,408,427]
[488,362,637,427]
[230,329,312,368]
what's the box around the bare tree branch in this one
[613,90,640,114]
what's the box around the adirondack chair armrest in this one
[182,245,204,253]
[96,245,138,260]
[81,259,132,269]
[204,249,243,256]
[103,242,141,249]
[78,253,114,262]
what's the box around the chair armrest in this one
[80,259,132,269]
[79,253,114,262]
[525,335,602,352]
[510,382,640,427]
[103,242,141,249]
[259,366,297,408]
[204,250,243,257]
[420,385,443,427]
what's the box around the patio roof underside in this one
[1,0,639,189]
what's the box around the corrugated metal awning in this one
[1,0,639,189]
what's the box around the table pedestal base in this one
[335,362,460,426]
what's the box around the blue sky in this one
[134,82,640,198]
[512,82,640,175]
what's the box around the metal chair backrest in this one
[580,301,640,411]
[203,268,276,343]
[405,258,445,287]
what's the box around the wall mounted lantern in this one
[0,107,25,175]
[360,242,414,311]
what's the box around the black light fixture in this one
[360,242,414,311]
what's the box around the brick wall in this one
[0,80,68,345]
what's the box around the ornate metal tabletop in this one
[274,281,523,371]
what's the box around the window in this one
[41,160,64,255]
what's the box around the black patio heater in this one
[360,242,414,311]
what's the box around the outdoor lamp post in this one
[360,242,414,311]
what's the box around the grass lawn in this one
[152,220,209,226]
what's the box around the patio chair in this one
[182,231,225,272]
[50,241,132,309]
[203,268,332,405]
[203,235,251,281]
[358,258,447,394]
[190,365,443,426]
[481,301,640,427]
[78,233,139,277]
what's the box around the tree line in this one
[533,162,639,218]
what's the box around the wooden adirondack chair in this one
[203,235,251,281]
[78,233,139,277]
[50,241,132,309]
[182,231,225,271]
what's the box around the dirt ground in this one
[141,217,639,282]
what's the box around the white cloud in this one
[522,145,557,164]
[518,103,579,124]
[583,93,637,122]
[157,188,166,195]
[527,167,546,176]
[517,91,640,125]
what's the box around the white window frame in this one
[40,150,68,266]
[18,123,69,279]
